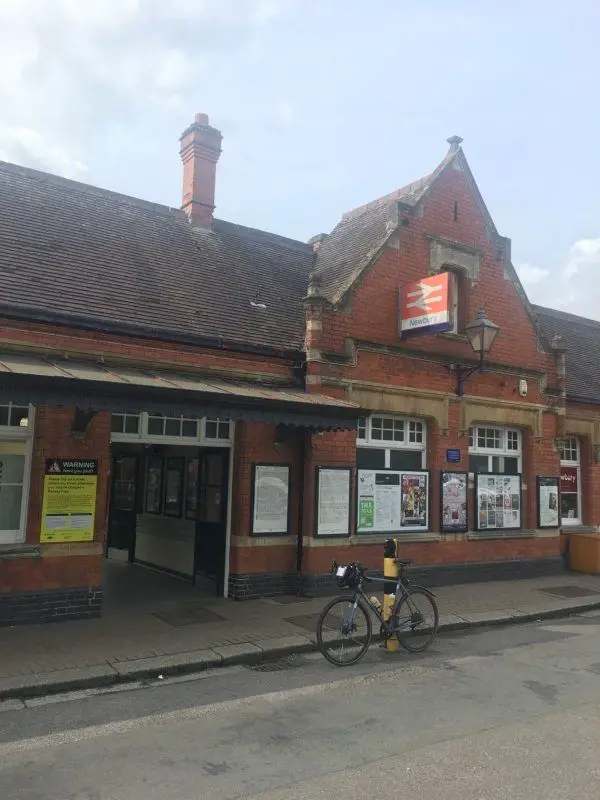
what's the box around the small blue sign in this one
[446,449,461,463]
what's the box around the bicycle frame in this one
[349,574,436,635]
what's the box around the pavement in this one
[2,560,600,701]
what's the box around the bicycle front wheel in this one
[316,596,372,667]
[395,589,439,653]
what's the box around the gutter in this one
[0,304,302,362]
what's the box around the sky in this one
[1,0,600,318]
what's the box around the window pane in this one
[124,415,140,434]
[0,453,25,483]
[561,493,579,520]
[408,421,423,444]
[164,458,183,516]
[507,430,519,451]
[0,407,9,426]
[148,416,164,436]
[111,414,125,433]
[182,419,197,438]
[205,420,218,439]
[186,458,199,519]
[560,437,579,463]
[371,418,383,440]
[469,455,489,473]
[145,456,163,513]
[113,480,136,511]
[217,421,231,439]
[165,418,180,437]
[389,450,423,470]
[204,486,223,523]
[381,418,394,441]
[503,457,519,475]
[357,418,367,440]
[468,428,474,448]
[10,407,29,427]
[357,448,386,470]
[205,454,224,486]
[0,484,23,530]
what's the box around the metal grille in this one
[153,602,225,626]
[244,655,303,672]
[540,585,600,599]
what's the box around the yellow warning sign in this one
[40,459,98,543]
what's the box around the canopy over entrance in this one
[0,353,358,431]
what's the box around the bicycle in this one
[316,559,439,667]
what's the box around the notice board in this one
[40,459,98,543]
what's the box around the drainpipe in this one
[296,429,308,596]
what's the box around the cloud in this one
[563,238,600,279]
[516,263,549,285]
[0,0,292,176]
[0,126,88,178]
[518,238,600,320]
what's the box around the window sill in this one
[467,530,536,541]
[350,532,440,544]
[560,525,597,534]
[0,543,41,559]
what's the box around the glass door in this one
[107,454,139,561]
[194,450,229,595]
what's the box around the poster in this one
[357,470,429,533]
[537,476,559,528]
[441,471,468,532]
[40,459,98,543]
[475,473,521,531]
[316,468,351,536]
[252,464,290,535]
[401,473,428,528]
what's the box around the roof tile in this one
[534,305,600,402]
[0,161,313,351]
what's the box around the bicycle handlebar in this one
[330,560,372,583]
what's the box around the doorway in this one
[194,449,230,595]
[106,444,231,596]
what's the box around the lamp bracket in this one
[445,358,485,396]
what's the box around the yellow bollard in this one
[383,538,399,653]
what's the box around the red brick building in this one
[0,114,594,624]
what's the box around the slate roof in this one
[313,149,457,304]
[0,160,313,352]
[534,305,600,402]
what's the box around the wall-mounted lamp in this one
[450,308,499,396]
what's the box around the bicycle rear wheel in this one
[316,596,372,666]
[395,589,439,653]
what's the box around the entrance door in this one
[107,454,139,562]
[194,450,229,595]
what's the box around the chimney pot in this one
[179,113,223,228]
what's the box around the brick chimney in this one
[179,113,222,228]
